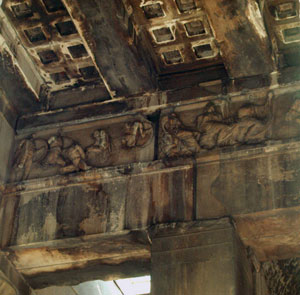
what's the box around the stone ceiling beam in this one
[62,0,155,98]
[203,0,275,78]
[0,7,45,111]
[15,71,300,133]
[4,231,150,289]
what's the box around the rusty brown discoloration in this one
[2,0,105,94]
[3,231,150,287]
[0,194,20,248]
[62,0,155,97]
[0,253,33,295]
[235,207,300,261]
[203,0,275,77]
[125,166,193,229]
[2,139,300,262]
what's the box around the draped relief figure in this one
[196,98,272,149]
[160,113,201,157]
[12,136,48,181]
[160,95,278,157]
[86,129,111,167]
[12,135,91,181]
[122,120,153,148]
[44,135,90,174]
[43,136,66,167]
[61,141,90,174]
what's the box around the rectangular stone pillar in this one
[150,218,253,295]
[0,112,14,184]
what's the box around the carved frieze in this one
[12,137,48,182]
[11,116,154,182]
[11,95,300,181]
[195,99,271,149]
[159,96,300,158]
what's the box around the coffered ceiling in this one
[264,0,300,67]
[0,0,299,126]
[127,0,221,74]
[3,0,104,93]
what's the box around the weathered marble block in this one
[159,91,300,158]
[2,160,193,247]
[10,114,154,181]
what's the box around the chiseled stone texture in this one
[263,258,300,295]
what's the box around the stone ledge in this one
[4,139,300,194]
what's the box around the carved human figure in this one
[43,136,66,167]
[61,142,90,174]
[86,129,111,167]
[196,99,272,149]
[160,113,201,157]
[122,121,153,148]
[12,139,35,181]
[12,137,48,181]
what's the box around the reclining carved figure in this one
[196,99,272,149]
[160,96,274,157]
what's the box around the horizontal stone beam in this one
[15,72,300,132]
[3,231,150,289]
[2,140,300,263]
[203,0,275,78]
[235,207,300,262]
[62,0,155,98]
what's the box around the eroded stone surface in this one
[263,258,300,295]
[10,115,154,181]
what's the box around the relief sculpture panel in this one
[159,94,300,158]
[11,116,154,182]
[122,121,153,148]
[11,93,300,181]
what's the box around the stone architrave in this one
[150,218,253,295]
